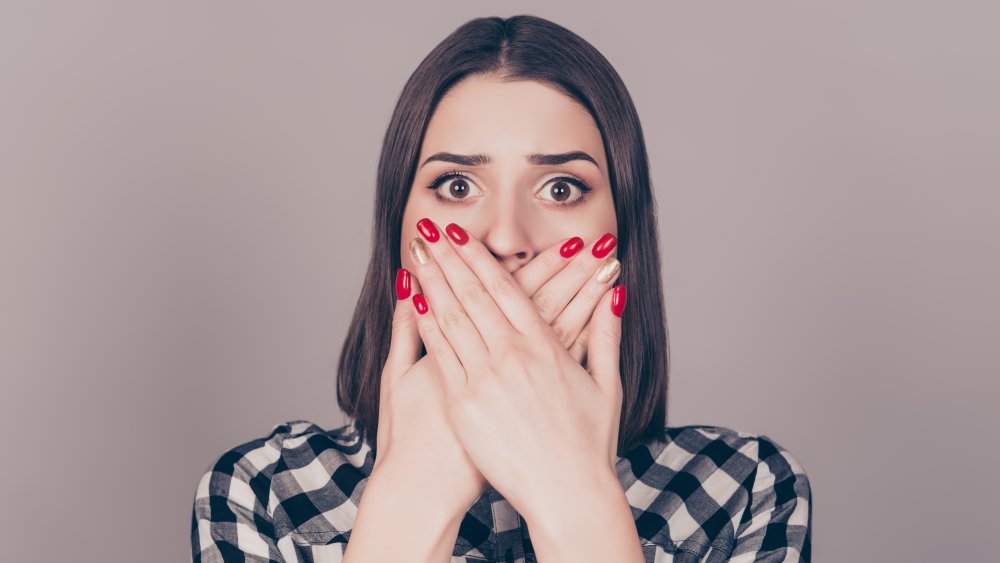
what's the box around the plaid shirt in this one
[191,418,811,562]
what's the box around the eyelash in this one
[425,168,594,208]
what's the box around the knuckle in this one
[415,266,439,286]
[544,250,564,270]
[439,305,468,330]
[427,339,452,363]
[391,310,413,332]
[588,278,612,298]
[437,247,460,266]
[458,282,489,306]
[491,275,519,299]
[598,323,620,343]
[532,292,557,318]
[550,322,572,347]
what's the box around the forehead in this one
[420,76,605,163]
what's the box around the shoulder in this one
[619,423,811,559]
[192,418,370,520]
[195,419,356,477]
[657,423,811,504]
[663,423,810,478]
[191,419,370,559]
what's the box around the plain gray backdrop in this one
[1,1,997,561]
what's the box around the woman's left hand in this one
[406,218,628,523]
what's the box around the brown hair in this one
[336,14,670,457]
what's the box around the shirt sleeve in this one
[190,426,288,563]
[728,435,813,562]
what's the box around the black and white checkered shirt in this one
[191,418,812,562]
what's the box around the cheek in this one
[594,190,618,232]
[555,199,617,241]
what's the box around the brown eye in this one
[549,180,572,202]
[426,171,482,204]
[536,176,593,207]
[447,177,471,199]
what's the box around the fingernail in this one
[395,268,411,300]
[409,238,430,265]
[417,218,440,242]
[413,293,428,315]
[592,233,617,258]
[611,285,627,317]
[445,223,468,245]
[560,236,584,258]
[595,258,621,284]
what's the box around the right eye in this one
[426,170,483,204]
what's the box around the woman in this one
[190,14,812,563]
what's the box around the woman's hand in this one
[374,228,622,516]
[510,231,622,368]
[374,268,487,514]
[406,218,627,523]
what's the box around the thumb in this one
[384,268,423,390]
[587,284,626,395]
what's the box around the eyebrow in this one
[419,151,600,170]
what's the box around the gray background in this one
[1,1,997,561]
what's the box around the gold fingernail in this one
[595,257,620,284]
[409,238,430,265]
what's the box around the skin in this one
[344,76,643,563]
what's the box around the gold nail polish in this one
[409,238,430,265]
[595,257,620,284]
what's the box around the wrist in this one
[368,455,473,522]
[519,467,628,528]
[521,466,629,541]
[346,461,467,562]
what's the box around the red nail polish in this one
[417,218,440,242]
[396,268,411,300]
[413,293,428,315]
[611,285,627,317]
[445,223,468,245]
[592,233,617,259]
[560,236,584,258]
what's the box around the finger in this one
[410,288,467,403]
[587,285,626,395]
[433,220,549,338]
[550,256,621,348]
[415,218,514,351]
[383,267,421,389]
[529,233,618,324]
[568,319,591,366]
[408,222,491,375]
[511,236,584,296]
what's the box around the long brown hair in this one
[336,14,670,457]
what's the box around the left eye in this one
[536,177,593,205]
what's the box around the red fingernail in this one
[395,268,411,300]
[413,293,428,315]
[445,223,468,245]
[560,236,584,258]
[417,218,440,242]
[611,285,627,317]
[592,233,617,259]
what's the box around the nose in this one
[479,206,536,273]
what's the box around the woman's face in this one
[400,75,617,275]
